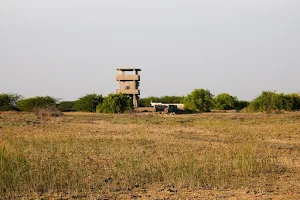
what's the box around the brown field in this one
[0,111,300,199]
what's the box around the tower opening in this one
[116,68,141,108]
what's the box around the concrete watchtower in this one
[116,68,141,108]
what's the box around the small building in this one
[116,68,141,108]
[150,102,185,113]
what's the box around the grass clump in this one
[33,106,63,118]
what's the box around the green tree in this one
[17,96,57,112]
[0,93,22,111]
[74,94,103,112]
[96,93,132,113]
[247,91,284,113]
[183,89,213,112]
[213,93,238,110]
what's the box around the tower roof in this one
[116,68,141,71]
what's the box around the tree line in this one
[0,93,132,114]
[182,89,300,113]
[0,89,299,113]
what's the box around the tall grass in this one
[0,144,29,194]
[0,112,295,198]
[115,143,276,189]
[0,138,279,197]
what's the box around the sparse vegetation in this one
[0,112,299,199]
[33,106,63,118]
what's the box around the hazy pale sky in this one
[1,0,299,101]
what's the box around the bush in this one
[236,100,250,111]
[57,101,77,112]
[247,91,300,113]
[213,93,238,110]
[183,89,213,112]
[0,93,22,111]
[282,93,300,111]
[247,91,283,113]
[96,93,132,113]
[74,94,103,112]
[17,96,57,112]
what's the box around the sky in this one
[1,0,299,101]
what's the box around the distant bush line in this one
[0,90,299,113]
[0,93,132,114]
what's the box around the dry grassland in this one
[0,111,300,199]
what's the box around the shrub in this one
[213,93,238,110]
[247,91,300,113]
[17,96,57,112]
[183,89,213,112]
[96,93,132,113]
[236,100,250,111]
[0,93,22,111]
[57,101,77,112]
[74,94,103,112]
[282,93,300,111]
[247,91,283,113]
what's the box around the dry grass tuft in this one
[33,107,64,118]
